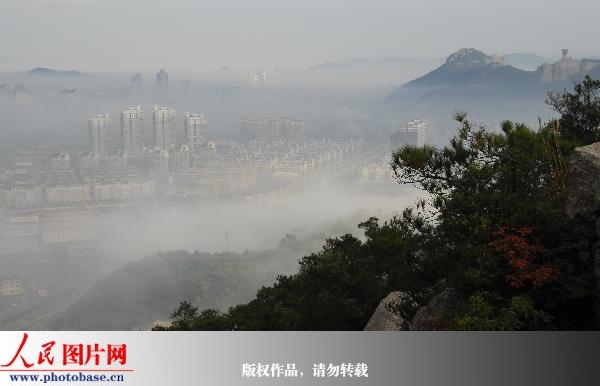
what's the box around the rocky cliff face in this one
[566,142,600,328]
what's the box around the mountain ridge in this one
[402,48,538,88]
[27,67,82,76]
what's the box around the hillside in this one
[378,48,554,128]
[402,48,538,88]
[48,249,300,330]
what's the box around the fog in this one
[0,182,423,330]
[0,63,557,150]
[0,70,404,145]
[94,183,423,260]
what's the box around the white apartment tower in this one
[184,112,208,149]
[399,118,427,147]
[121,105,144,155]
[88,113,111,157]
[153,105,176,150]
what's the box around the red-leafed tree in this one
[489,226,559,289]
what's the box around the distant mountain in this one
[378,48,600,131]
[403,48,538,88]
[27,67,82,76]
[378,48,555,131]
[502,53,551,71]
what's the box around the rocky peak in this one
[445,48,509,72]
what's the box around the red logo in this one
[2,333,128,370]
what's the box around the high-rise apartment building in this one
[184,112,208,150]
[156,68,168,97]
[153,105,176,150]
[121,105,144,156]
[404,118,426,147]
[391,118,426,148]
[88,113,111,156]
[130,73,142,91]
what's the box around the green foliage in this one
[390,107,595,329]
[547,75,600,144]
[161,212,438,330]
[452,294,553,331]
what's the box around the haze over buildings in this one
[156,68,168,97]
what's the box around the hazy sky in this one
[1,0,599,72]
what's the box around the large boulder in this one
[363,291,413,331]
[364,290,455,331]
[409,290,455,331]
[566,142,600,328]
[566,142,600,217]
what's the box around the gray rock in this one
[566,142,600,218]
[363,291,413,331]
[566,142,600,328]
[410,290,455,331]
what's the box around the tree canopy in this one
[547,75,600,144]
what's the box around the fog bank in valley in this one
[94,183,423,261]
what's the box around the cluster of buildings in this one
[0,206,98,255]
[0,158,155,207]
[539,49,600,83]
[156,138,361,200]
[1,115,424,213]
[240,116,305,141]
[0,138,362,255]
[89,106,208,157]
[1,276,24,297]
[0,135,361,209]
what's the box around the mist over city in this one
[2,0,600,331]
